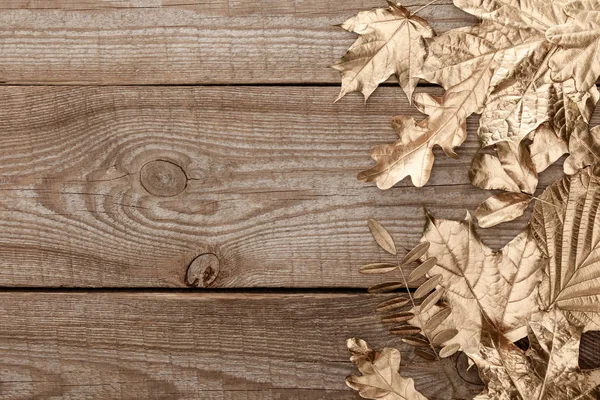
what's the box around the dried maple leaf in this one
[564,123,600,174]
[475,309,600,400]
[345,338,428,400]
[531,168,600,331]
[547,0,600,94]
[358,64,491,188]
[409,211,544,359]
[332,1,434,102]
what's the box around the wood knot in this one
[140,160,187,197]
[186,253,220,288]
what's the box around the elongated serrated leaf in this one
[377,296,410,312]
[401,242,431,265]
[408,257,437,283]
[368,281,405,294]
[359,263,398,275]
[367,219,397,255]
[414,275,442,299]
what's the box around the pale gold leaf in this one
[368,281,405,294]
[408,257,437,284]
[419,289,444,314]
[546,0,600,94]
[346,338,428,400]
[469,153,521,193]
[564,124,600,174]
[381,312,415,324]
[401,242,431,265]
[368,219,397,255]
[528,122,568,173]
[432,329,459,346]
[333,1,434,102]
[438,343,461,359]
[475,192,531,228]
[377,296,410,312]
[359,263,398,275]
[401,336,430,347]
[414,275,442,299]
[531,168,600,331]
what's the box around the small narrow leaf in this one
[368,281,404,294]
[424,307,452,332]
[368,219,397,255]
[359,263,398,274]
[414,348,437,361]
[390,326,421,336]
[439,343,461,358]
[408,257,437,283]
[432,329,459,346]
[420,289,444,313]
[381,312,415,323]
[376,296,410,312]
[401,336,430,347]
[401,241,430,265]
[414,274,442,299]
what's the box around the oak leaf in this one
[410,212,544,358]
[531,167,600,331]
[547,0,600,94]
[475,309,600,399]
[345,338,428,400]
[332,1,434,102]
[358,64,491,188]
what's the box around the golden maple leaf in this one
[547,0,600,94]
[358,63,491,188]
[475,309,600,400]
[531,168,600,331]
[332,1,434,102]
[408,211,544,358]
[345,338,428,400]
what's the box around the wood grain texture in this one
[0,292,484,400]
[0,0,475,84]
[0,85,573,288]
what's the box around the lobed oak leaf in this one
[475,309,600,399]
[332,1,434,102]
[346,338,428,400]
[358,64,491,188]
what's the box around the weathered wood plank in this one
[0,292,484,400]
[0,85,572,288]
[0,0,475,84]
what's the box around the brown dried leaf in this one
[368,219,397,255]
[413,348,437,361]
[419,289,444,314]
[333,1,434,102]
[407,257,437,283]
[476,309,600,399]
[381,312,415,324]
[390,326,422,336]
[431,329,458,346]
[547,0,600,94]
[438,343,460,359]
[368,281,405,294]
[531,168,600,331]
[358,63,491,188]
[424,307,451,331]
[474,192,532,228]
[377,296,411,312]
[360,263,399,274]
[346,338,428,400]
[401,335,430,347]
[410,212,544,357]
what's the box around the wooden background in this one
[0,1,598,399]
